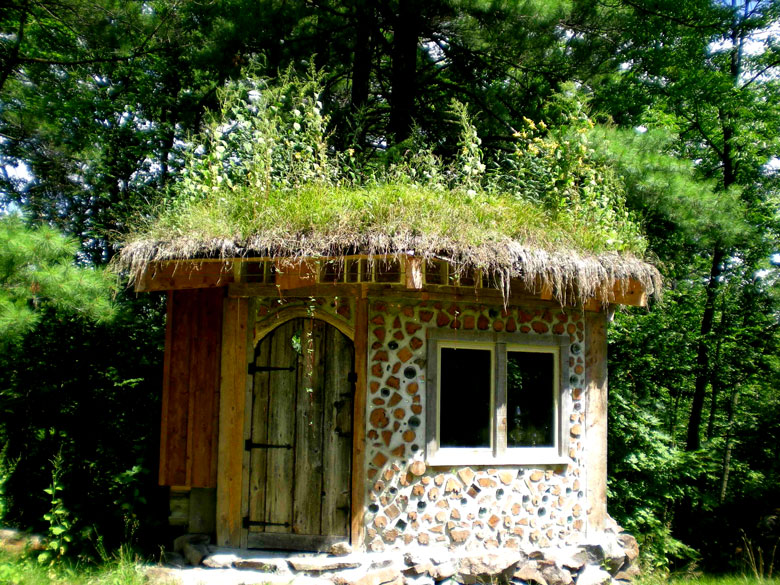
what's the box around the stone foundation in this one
[154,524,640,585]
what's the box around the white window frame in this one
[426,329,571,466]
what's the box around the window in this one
[426,330,570,465]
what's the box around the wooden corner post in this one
[584,310,608,536]
[350,295,368,550]
[216,296,250,546]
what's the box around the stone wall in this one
[364,300,589,553]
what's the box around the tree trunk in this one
[389,0,419,143]
[719,386,740,503]
[707,295,728,440]
[351,0,373,112]
[686,244,724,451]
[0,5,28,95]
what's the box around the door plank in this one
[246,317,355,549]
[321,324,354,537]
[248,328,272,530]
[292,320,325,534]
[263,319,298,533]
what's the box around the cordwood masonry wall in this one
[252,296,593,553]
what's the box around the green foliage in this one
[588,127,752,264]
[0,443,18,524]
[0,295,168,560]
[0,547,148,585]
[607,384,702,570]
[638,576,780,585]
[493,89,645,253]
[0,0,778,575]
[0,215,117,346]
[39,453,80,565]
[128,70,649,260]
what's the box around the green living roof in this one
[117,184,661,305]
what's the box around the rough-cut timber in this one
[216,296,250,547]
[159,288,223,487]
[584,310,608,535]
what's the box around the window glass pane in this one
[439,347,491,448]
[507,351,554,447]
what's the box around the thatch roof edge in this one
[115,233,662,306]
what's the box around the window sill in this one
[426,448,570,468]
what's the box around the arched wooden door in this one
[244,317,354,551]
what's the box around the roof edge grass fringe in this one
[115,231,662,307]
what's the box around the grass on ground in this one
[0,550,149,585]
[639,576,780,585]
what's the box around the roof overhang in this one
[133,255,649,310]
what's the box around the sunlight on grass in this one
[0,550,148,585]
[640,576,780,585]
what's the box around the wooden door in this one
[245,318,354,551]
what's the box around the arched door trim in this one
[253,306,354,346]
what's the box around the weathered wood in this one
[321,324,354,537]
[350,296,368,548]
[136,260,234,292]
[293,320,325,535]
[275,259,317,290]
[190,288,224,487]
[246,532,344,552]
[253,306,354,346]
[584,310,608,536]
[246,318,355,549]
[162,290,195,486]
[241,298,256,548]
[248,328,272,531]
[189,488,217,534]
[216,296,250,547]
[264,319,298,533]
[159,291,175,486]
[404,257,423,290]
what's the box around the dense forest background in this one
[0,0,778,574]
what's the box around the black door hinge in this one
[248,363,296,375]
[245,439,293,451]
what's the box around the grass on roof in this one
[130,182,632,257]
[116,69,661,302]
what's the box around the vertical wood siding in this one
[159,288,225,487]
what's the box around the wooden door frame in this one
[217,301,367,550]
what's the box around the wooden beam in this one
[216,296,250,547]
[253,306,355,345]
[136,261,235,292]
[141,259,649,307]
[350,295,368,550]
[584,310,608,536]
[274,258,317,290]
[610,277,647,307]
[404,257,423,290]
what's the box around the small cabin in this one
[127,247,658,555]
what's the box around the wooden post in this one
[584,310,608,536]
[159,291,175,485]
[216,296,250,546]
[350,295,368,549]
